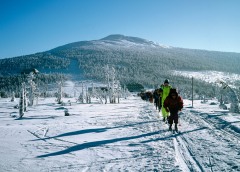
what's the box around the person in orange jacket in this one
[163,88,183,132]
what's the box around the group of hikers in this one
[140,79,183,132]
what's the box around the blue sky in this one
[0,0,240,58]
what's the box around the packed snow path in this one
[0,96,240,171]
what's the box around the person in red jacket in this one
[163,88,183,132]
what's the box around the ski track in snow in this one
[0,96,240,171]
[179,107,240,172]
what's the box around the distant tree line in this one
[0,73,67,97]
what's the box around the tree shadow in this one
[15,115,59,120]
[36,127,207,158]
[207,114,225,118]
[36,130,161,158]
[220,120,240,128]
[31,120,159,141]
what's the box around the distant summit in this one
[51,34,163,52]
[101,34,153,45]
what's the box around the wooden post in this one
[192,76,194,108]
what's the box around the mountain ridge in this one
[49,34,168,52]
[1,34,240,98]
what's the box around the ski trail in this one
[186,109,240,143]
[175,136,204,172]
[197,112,240,143]
[173,138,190,172]
[179,108,240,171]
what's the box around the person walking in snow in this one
[161,79,172,122]
[163,88,183,132]
[157,88,163,112]
[153,88,161,111]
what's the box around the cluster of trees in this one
[0,73,67,97]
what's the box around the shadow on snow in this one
[31,120,159,142]
[15,115,59,120]
[36,126,207,158]
[36,130,161,158]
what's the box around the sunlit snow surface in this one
[0,93,240,171]
[173,70,240,88]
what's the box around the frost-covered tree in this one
[19,91,24,118]
[77,81,84,103]
[28,72,37,106]
[218,80,239,113]
[11,91,15,102]
[23,84,27,112]
[19,83,26,118]
[57,82,63,104]
[103,65,125,103]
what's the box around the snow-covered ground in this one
[173,70,240,88]
[1,94,240,172]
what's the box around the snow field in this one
[0,95,240,171]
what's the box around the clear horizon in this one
[1,0,240,59]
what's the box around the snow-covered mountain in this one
[1,34,240,76]
[1,34,240,92]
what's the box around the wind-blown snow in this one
[0,94,240,171]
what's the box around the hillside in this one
[0,34,240,96]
